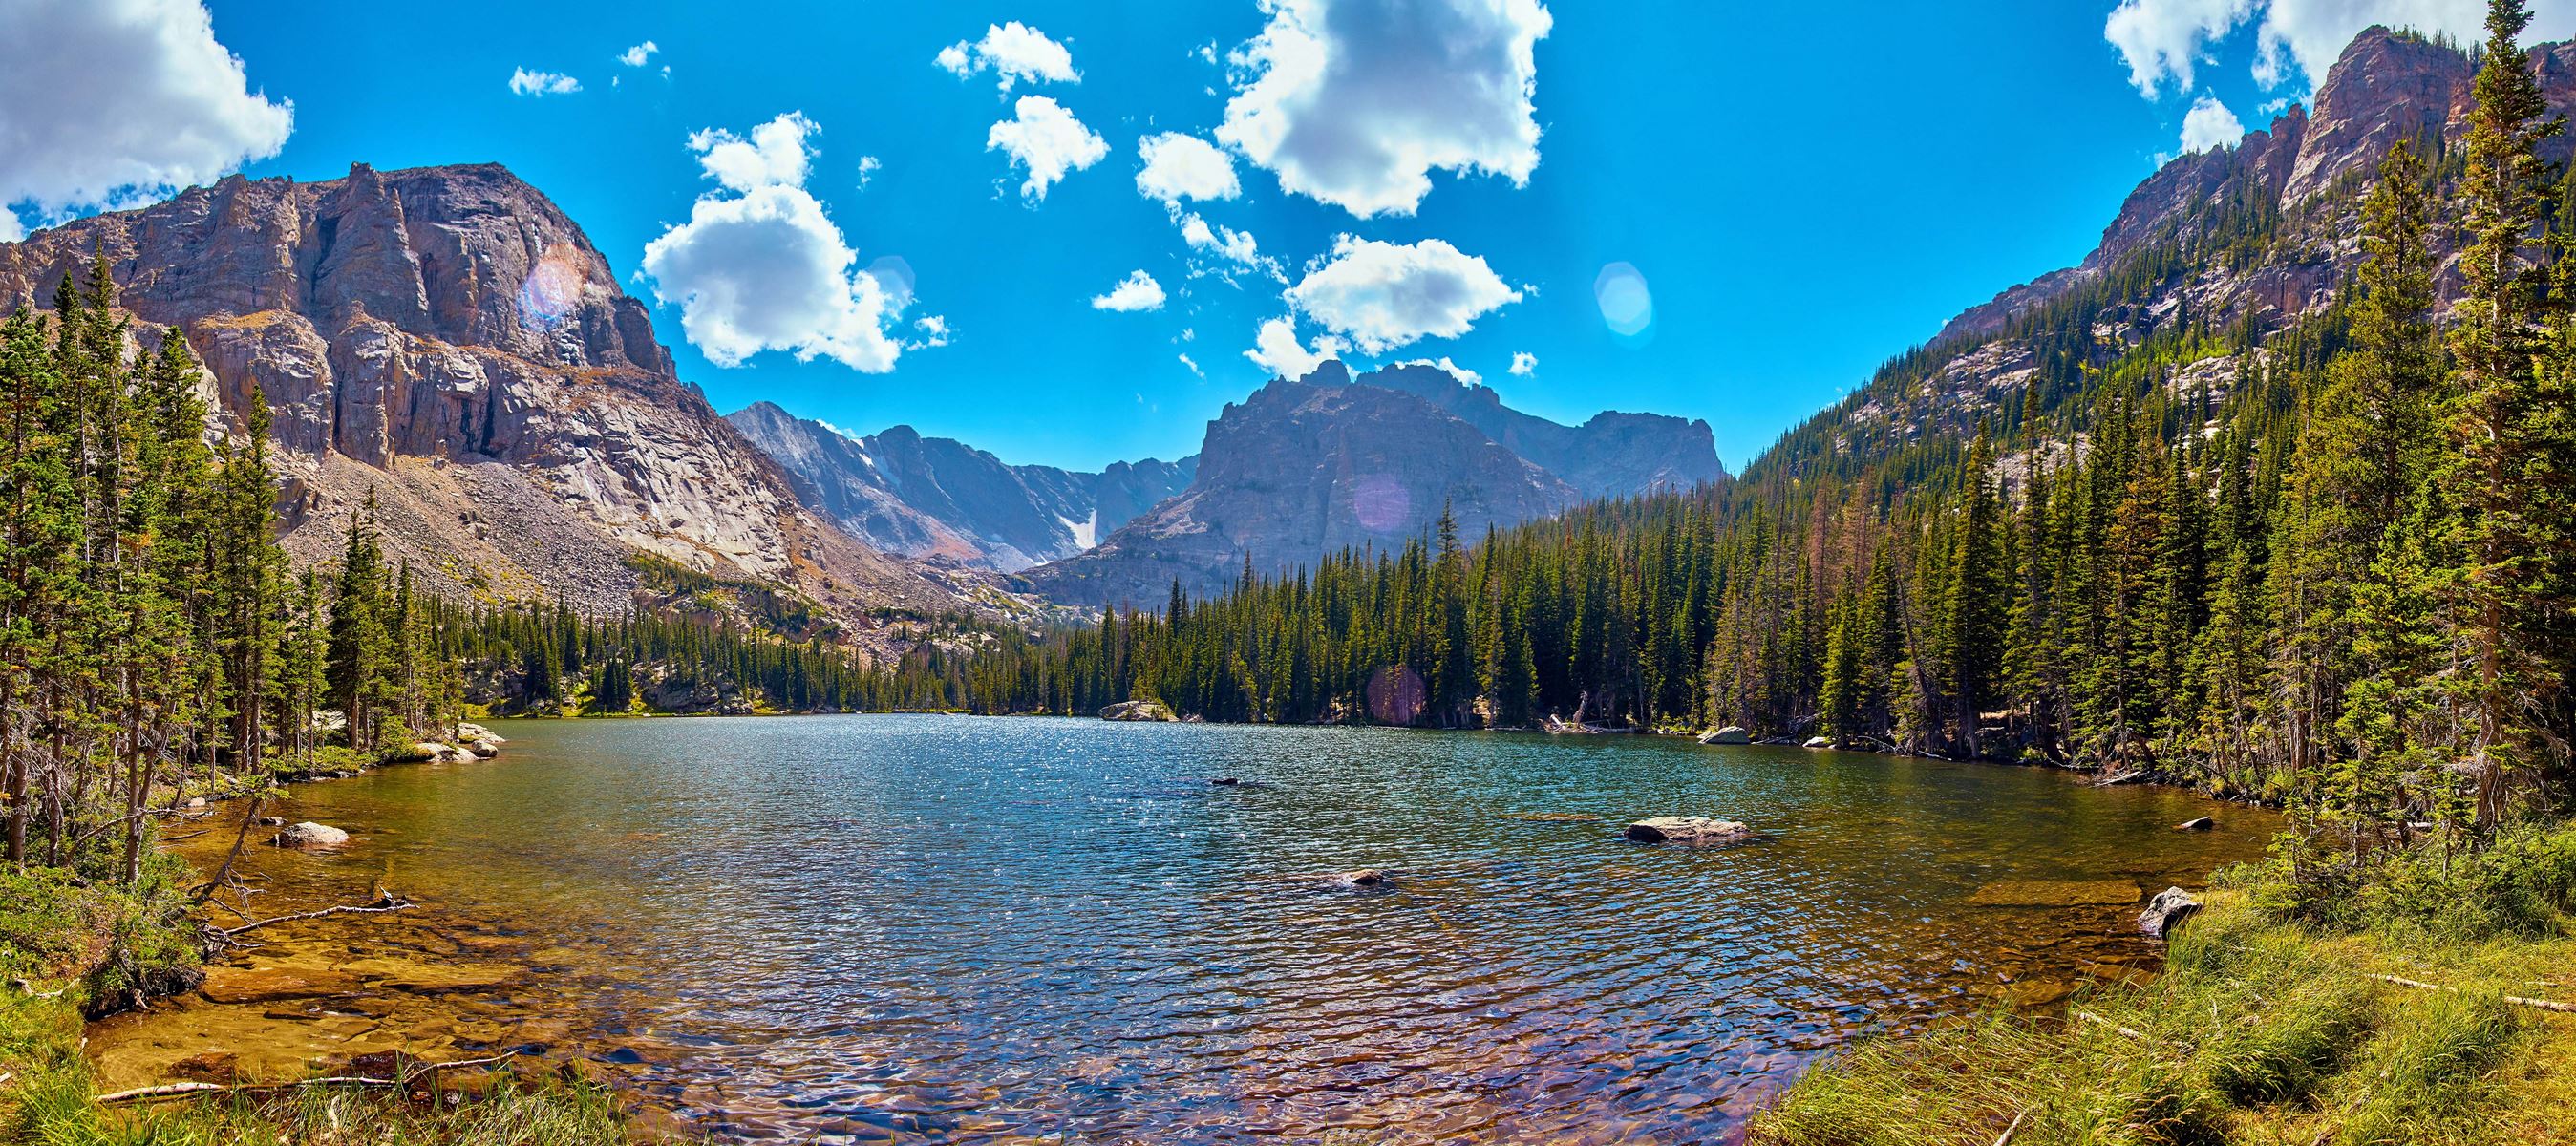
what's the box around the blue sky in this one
[9,1,2559,473]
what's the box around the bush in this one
[2246,824,2576,942]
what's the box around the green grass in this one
[1749,825,2576,1145]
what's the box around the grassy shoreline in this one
[1748,827,2576,1144]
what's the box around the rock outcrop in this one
[1021,362,1724,606]
[727,401,1194,572]
[2140,886,2203,938]
[0,163,949,626]
[1624,817,1753,846]
[1100,699,1178,722]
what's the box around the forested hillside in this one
[854,13,2576,854]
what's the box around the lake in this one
[94,715,2275,1143]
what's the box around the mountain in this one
[1019,361,1723,607]
[726,402,1195,572]
[0,162,950,626]
[1776,26,2576,472]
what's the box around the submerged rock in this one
[199,966,361,1004]
[2140,886,2203,938]
[273,821,350,848]
[1699,726,1751,745]
[1337,869,1386,887]
[1100,700,1179,722]
[1625,817,1754,846]
[1966,880,2141,908]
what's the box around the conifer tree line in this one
[451,599,894,715]
[0,264,464,881]
[892,2,2576,853]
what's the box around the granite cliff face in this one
[1019,362,1725,607]
[0,163,947,621]
[726,401,1195,572]
[1783,27,2576,478]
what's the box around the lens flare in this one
[517,244,587,329]
[1367,665,1427,725]
[1593,262,1653,345]
[1351,473,1411,534]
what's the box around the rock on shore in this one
[1101,700,1179,722]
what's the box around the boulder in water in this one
[457,721,507,744]
[1625,817,1753,846]
[1100,700,1179,722]
[2176,816,2214,831]
[466,738,502,758]
[273,821,350,849]
[1699,726,1751,745]
[1802,736,1832,749]
[2140,886,2202,938]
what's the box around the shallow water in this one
[96,715,2275,1143]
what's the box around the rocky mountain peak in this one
[0,162,946,625]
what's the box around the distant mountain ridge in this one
[1018,361,1726,607]
[726,402,1195,572]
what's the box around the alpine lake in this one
[93,714,2275,1144]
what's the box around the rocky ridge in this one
[1019,361,1725,607]
[726,401,1194,573]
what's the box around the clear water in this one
[98,714,2274,1144]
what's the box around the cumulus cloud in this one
[937,21,1079,92]
[988,96,1107,201]
[509,68,581,96]
[1400,356,1480,385]
[1285,236,1522,353]
[1136,132,1241,204]
[1245,315,1346,378]
[1217,0,1553,218]
[641,113,934,372]
[619,41,658,68]
[0,210,22,244]
[1509,350,1536,375]
[1175,210,1281,281]
[0,0,291,226]
[2106,0,2576,96]
[856,155,881,190]
[690,112,815,193]
[2180,94,2246,152]
[1092,269,1167,312]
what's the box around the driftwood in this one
[2074,1010,2150,1040]
[96,1052,519,1105]
[2365,972,2576,1013]
[1992,1108,2028,1146]
[215,891,411,939]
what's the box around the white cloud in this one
[1136,132,1241,204]
[619,40,659,68]
[641,113,934,372]
[1400,356,1480,385]
[2180,94,2246,152]
[0,209,22,244]
[688,112,815,193]
[1245,315,1346,378]
[1176,210,1277,280]
[987,96,1107,201]
[2103,0,2254,96]
[1092,269,1167,312]
[509,68,582,96]
[1509,350,1536,375]
[857,155,881,190]
[937,21,1078,92]
[2106,0,2576,96]
[1217,0,1552,218]
[1286,236,1522,353]
[0,0,291,225]
[1179,351,1203,376]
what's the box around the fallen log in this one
[2365,972,2576,1013]
[216,891,412,939]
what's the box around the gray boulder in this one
[1626,817,1753,846]
[2140,886,2202,938]
[1802,736,1832,749]
[1699,726,1751,745]
[274,821,351,849]
[1100,700,1178,722]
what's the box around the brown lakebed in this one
[96,715,2276,1143]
